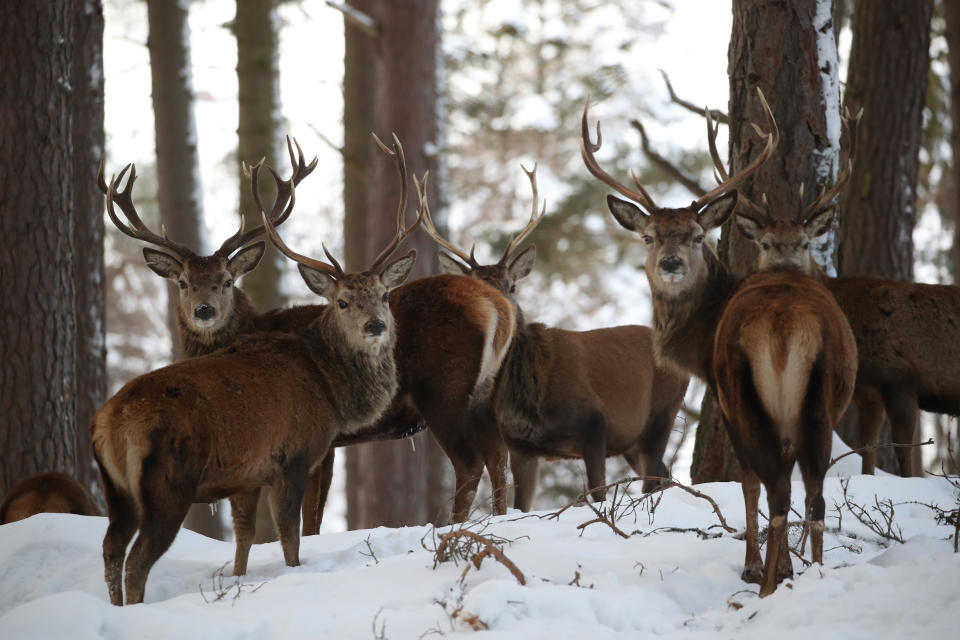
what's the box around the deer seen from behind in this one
[1,472,101,524]
[92,160,422,605]
[421,165,689,509]
[584,88,858,596]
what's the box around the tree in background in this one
[73,0,107,498]
[145,0,224,539]
[691,0,844,482]
[0,1,79,495]
[835,0,933,475]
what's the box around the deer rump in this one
[493,324,687,462]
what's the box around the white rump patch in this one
[470,299,512,405]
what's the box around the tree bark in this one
[692,0,842,482]
[146,0,224,539]
[72,0,106,501]
[835,0,933,474]
[347,0,440,529]
[0,0,78,496]
[949,0,960,282]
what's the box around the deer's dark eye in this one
[509,284,517,294]
[802,242,810,250]
[761,242,771,250]
[178,280,187,290]
[642,235,653,245]
[223,279,233,289]
[337,300,348,309]
[694,234,705,244]
[381,292,389,303]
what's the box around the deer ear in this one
[438,252,469,276]
[380,250,417,289]
[228,241,265,278]
[804,206,836,238]
[508,244,536,281]
[735,212,764,241]
[142,248,182,280]
[297,263,337,298]
[606,195,648,232]
[699,191,737,231]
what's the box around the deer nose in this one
[660,256,683,273]
[194,304,216,320]
[364,319,386,336]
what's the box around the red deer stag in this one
[1,472,101,524]
[720,110,942,477]
[583,88,858,596]
[92,176,420,605]
[420,165,689,508]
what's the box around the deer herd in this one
[4,87,954,605]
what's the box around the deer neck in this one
[493,310,547,445]
[177,289,257,359]
[305,312,399,434]
[650,248,739,384]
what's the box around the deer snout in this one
[194,303,216,321]
[659,256,683,273]
[364,319,386,337]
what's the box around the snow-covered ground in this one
[1,444,957,639]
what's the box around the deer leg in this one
[271,469,308,568]
[510,450,539,512]
[582,414,608,503]
[759,471,792,598]
[98,467,138,606]
[628,406,674,493]
[476,414,509,516]
[301,449,335,536]
[229,489,260,576]
[883,388,920,477]
[450,452,485,523]
[854,386,885,475]
[739,467,763,585]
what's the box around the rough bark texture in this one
[342,0,379,531]
[346,0,440,529]
[950,1,960,284]
[0,0,78,496]
[146,0,224,539]
[236,0,284,312]
[72,0,106,500]
[835,0,932,474]
[692,0,841,482]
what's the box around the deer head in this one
[99,137,318,334]
[421,164,545,304]
[261,133,423,352]
[584,88,778,295]
[722,108,861,274]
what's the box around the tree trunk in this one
[146,0,224,539]
[236,0,284,312]
[692,0,842,482]
[347,0,440,529]
[341,0,379,531]
[0,0,78,496]
[949,0,960,282]
[835,0,933,475]
[72,0,106,502]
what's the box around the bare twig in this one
[629,119,707,197]
[829,438,934,470]
[360,533,380,565]
[372,607,387,640]
[659,69,729,123]
[199,562,267,606]
[836,478,905,545]
[327,1,378,37]
[434,530,526,585]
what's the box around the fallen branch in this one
[435,530,526,586]
[828,438,934,470]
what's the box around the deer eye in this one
[381,292,389,303]
[223,279,233,289]
[178,280,187,290]
[509,284,517,294]
[641,235,653,245]
[694,234,705,244]
[760,242,771,250]
[802,242,810,250]
[337,300,348,309]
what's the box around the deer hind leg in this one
[301,449,335,536]
[739,467,763,585]
[510,450,539,512]
[476,413,509,516]
[759,470,793,598]
[628,406,674,493]
[581,412,608,503]
[854,386,885,475]
[97,462,138,606]
[229,489,260,576]
[883,387,920,477]
[271,465,309,568]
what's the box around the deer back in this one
[0,472,101,523]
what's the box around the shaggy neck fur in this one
[178,289,257,359]
[651,248,739,385]
[493,307,547,444]
[302,311,399,434]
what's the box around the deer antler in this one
[98,159,196,259]
[369,133,423,271]
[260,183,344,279]
[498,164,547,265]
[224,136,318,258]
[419,176,477,268]
[694,87,778,210]
[799,106,862,222]
[581,96,659,212]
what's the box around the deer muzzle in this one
[194,303,216,321]
[364,319,386,337]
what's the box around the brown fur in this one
[0,472,101,524]
[93,261,411,605]
[714,271,856,597]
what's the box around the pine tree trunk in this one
[146,0,224,539]
[835,0,933,475]
[72,0,106,501]
[0,0,78,495]
[692,0,842,482]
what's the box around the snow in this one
[2,452,957,639]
